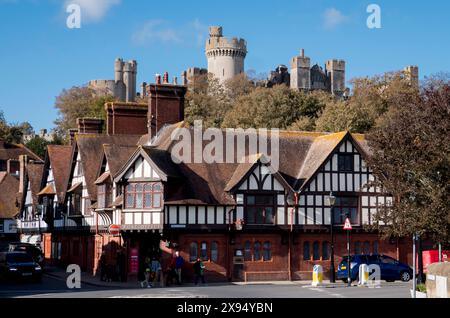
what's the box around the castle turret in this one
[326,59,346,97]
[123,60,137,102]
[403,65,419,88]
[205,26,247,84]
[290,49,311,91]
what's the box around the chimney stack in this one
[147,82,187,139]
[19,155,28,195]
[76,118,104,135]
[68,128,78,145]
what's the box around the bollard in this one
[358,264,369,286]
[311,265,323,287]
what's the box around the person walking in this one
[150,257,162,287]
[171,251,184,285]
[193,257,206,286]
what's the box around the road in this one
[0,275,412,298]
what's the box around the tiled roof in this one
[75,134,141,201]
[47,145,72,203]
[27,162,44,208]
[0,172,20,219]
[0,139,42,162]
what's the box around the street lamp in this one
[326,192,336,283]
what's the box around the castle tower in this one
[123,60,137,102]
[205,26,247,83]
[326,59,346,97]
[403,65,419,88]
[290,49,311,91]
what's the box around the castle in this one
[205,26,247,83]
[88,58,138,102]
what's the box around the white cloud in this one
[64,0,121,22]
[323,8,348,30]
[132,19,208,47]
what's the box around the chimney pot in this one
[173,77,178,85]
[163,72,169,84]
[155,74,161,85]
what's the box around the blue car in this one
[336,254,412,283]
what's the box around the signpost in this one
[343,217,352,287]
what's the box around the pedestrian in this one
[150,256,162,287]
[193,257,206,286]
[165,265,176,287]
[141,256,152,288]
[171,251,184,285]
[99,251,107,282]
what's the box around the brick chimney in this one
[68,128,78,145]
[76,118,104,134]
[147,82,187,138]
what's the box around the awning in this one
[37,184,56,196]
[110,195,123,207]
[94,172,111,185]
[67,182,82,193]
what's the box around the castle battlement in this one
[205,26,247,83]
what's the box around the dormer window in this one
[245,194,275,225]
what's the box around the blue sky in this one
[0,0,449,131]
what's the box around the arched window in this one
[211,241,218,262]
[200,241,208,261]
[254,241,262,261]
[363,241,371,254]
[189,242,198,262]
[263,241,272,261]
[303,241,310,261]
[354,241,361,255]
[313,241,320,260]
[244,241,252,261]
[322,241,330,260]
[373,241,379,254]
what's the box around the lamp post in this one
[326,192,336,283]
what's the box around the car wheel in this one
[400,271,411,282]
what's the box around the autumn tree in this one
[54,86,114,138]
[366,81,450,245]
[315,72,419,133]
[222,85,326,130]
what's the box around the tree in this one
[222,85,326,130]
[365,81,450,245]
[0,111,34,144]
[315,72,419,133]
[54,86,114,138]
[25,132,63,158]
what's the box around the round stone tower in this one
[205,26,247,83]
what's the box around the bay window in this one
[125,182,163,209]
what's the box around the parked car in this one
[0,252,43,282]
[8,242,44,267]
[336,254,412,283]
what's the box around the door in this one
[379,255,398,280]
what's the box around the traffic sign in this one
[343,218,352,230]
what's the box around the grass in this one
[416,284,427,293]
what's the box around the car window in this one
[368,255,380,263]
[380,256,396,264]
[6,253,33,263]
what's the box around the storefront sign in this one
[129,248,139,274]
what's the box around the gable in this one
[124,154,162,180]
[237,162,285,192]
